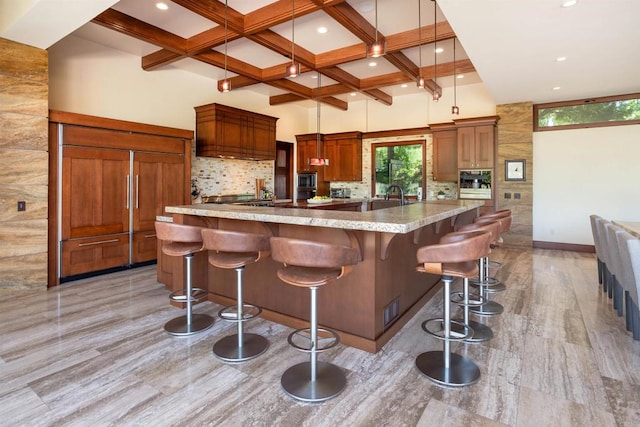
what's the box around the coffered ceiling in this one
[71,0,479,110]
[2,1,638,107]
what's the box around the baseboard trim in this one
[532,241,595,253]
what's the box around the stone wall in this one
[0,38,48,290]
[496,102,533,247]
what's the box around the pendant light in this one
[432,0,440,101]
[367,0,386,58]
[309,72,328,166]
[286,0,300,78]
[220,0,231,92]
[451,37,460,114]
[416,0,425,88]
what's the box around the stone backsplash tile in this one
[0,38,48,83]
[192,155,274,198]
[0,149,48,185]
[0,219,47,258]
[0,112,48,150]
[0,252,48,289]
[0,75,48,116]
[0,184,48,221]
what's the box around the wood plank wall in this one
[496,102,534,247]
[0,38,49,290]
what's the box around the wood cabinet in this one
[49,111,192,284]
[323,132,362,182]
[195,103,278,160]
[295,133,322,172]
[457,124,495,169]
[431,128,458,182]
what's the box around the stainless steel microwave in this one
[297,172,317,189]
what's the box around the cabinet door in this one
[457,127,476,169]
[133,152,185,232]
[433,130,458,182]
[250,116,276,160]
[61,234,129,277]
[323,140,338,181]
[337,139,362,181]
[62,146,130,240]
[217,112,244,158]
[297,139,317,172]
[474,125,495,168]
[132,152,185,263]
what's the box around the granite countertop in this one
[164,199,483,234]
[278,198,365,209]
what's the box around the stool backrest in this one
[201,228,271,254]
[627,237,640,305]
[417,230,491,264]
[270,237,360,269]
[155,222,203,243]
[595,217,611,266]
[604,223,624,283]
[455,220,500,245]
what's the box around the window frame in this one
[533,92,640,132]
[370,139,426,199]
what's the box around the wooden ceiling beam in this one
[142,50,184,71]
[92,9,186,54]
[243,0,320,34]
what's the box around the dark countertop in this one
[278,198,365,209]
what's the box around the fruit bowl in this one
[307,198,333,204]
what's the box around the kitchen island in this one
[159,200,483,353]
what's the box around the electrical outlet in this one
[514,193,521,199]
[504,193,511,199]
[17,201,26,211]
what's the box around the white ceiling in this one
[2,0,639,105]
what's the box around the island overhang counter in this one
[159,200,483,353]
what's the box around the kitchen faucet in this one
[385,184,405,205]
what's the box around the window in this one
[372,141,424,198]
[534,93,640,131]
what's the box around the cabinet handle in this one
[144,234,156,239]
[135,175,139,209]
[78,238,120,247]
[126,174,130,209]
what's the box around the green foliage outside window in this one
[374,143,423,196]
[536,95,640,130]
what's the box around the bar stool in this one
[155,221,214,336]
[596,217,614,300]
[270,237,361,402]
[201,228,271,362]
[469,210,512,289]
[448,220,502,342]
[617,230,640,339]
[416,230,492,387]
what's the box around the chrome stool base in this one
[213,333,269,362]
[281,361,347,402]
[164,313,215,336]
[469,300,504,316]
[452,318,493,342]
[482,283,506,294]
[415,351,481,387]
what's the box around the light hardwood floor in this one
[1,248,639,426]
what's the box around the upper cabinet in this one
[295,133,322,173]
[431,124,458,182]
[456,118,497,169]
[323,131,362,182]
[195,103,278,161]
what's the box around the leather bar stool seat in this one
[447,220,502,341]
[270,237,360,402]
[202,228,271,362]
[415,230,492,387]
[155,222,214,336]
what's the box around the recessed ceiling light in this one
[401,84,408,88]
[553,86,561,90]
[435,47,444,54]
[311,75,318,79]
[457,74,464,79]
[350,92,357,96]
[561,0,577,8]
[317,26,328,34]
[368,61,377,67]
[556,56,567,62]
[156,2,168,10]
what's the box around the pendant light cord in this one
[224,0,228,80]
[433,0,437,96]
[291,0,295,64]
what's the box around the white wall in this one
[533,125,640,245]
